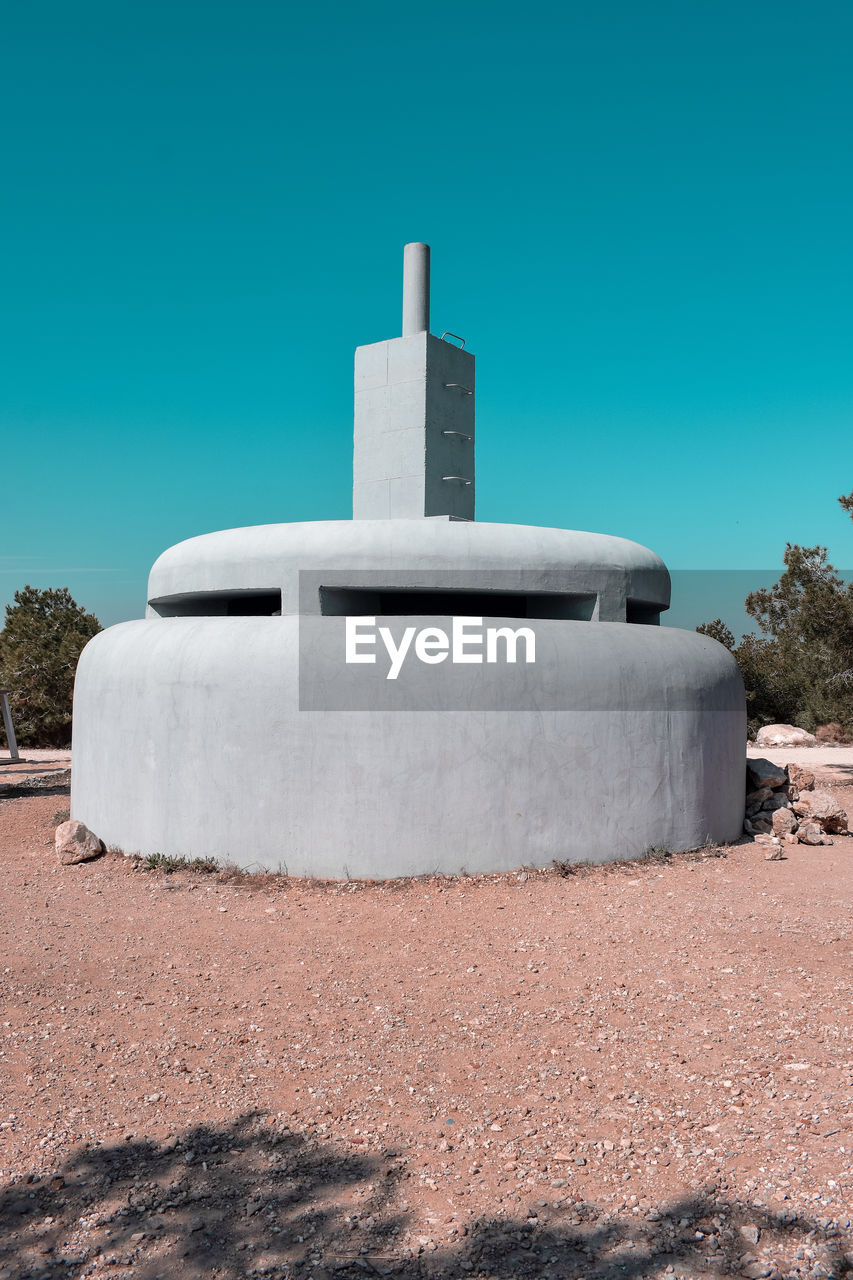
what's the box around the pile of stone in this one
[745,757,848,854]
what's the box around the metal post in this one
[0,690,20,761]
[402,242,430,336]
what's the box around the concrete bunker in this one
[71,244,745,876]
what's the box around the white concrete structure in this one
[402,241,430,336]
[354,242,474,521]
[71,244,746,876]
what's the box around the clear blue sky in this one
[2,0,851,632]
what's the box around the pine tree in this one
[0,587,101,747]
[697,492,853,738]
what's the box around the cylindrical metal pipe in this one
[402,242,430,335]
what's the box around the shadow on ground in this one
[825,764,853,783]
[0,1114,849,1279]
[0,771,71,801]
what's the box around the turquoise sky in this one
[2,0,851,631]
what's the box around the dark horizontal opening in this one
[626,599,662,625]
[319,587,596,620]
[149,590,282,618]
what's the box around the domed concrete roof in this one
[147,518,670,621]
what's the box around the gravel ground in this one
[1,766,851,1280]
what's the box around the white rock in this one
[756,724,817,747]
[55,819,104,866]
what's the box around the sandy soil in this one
[1,765,852,1280]
[0,752,72,765]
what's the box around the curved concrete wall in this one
[72,617,745,877]
[146,520,671,620]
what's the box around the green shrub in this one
[0,586,101,747]
[699,493,853,739]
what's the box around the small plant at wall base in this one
[0,586,101,748]
[140,852,220,875]
[698,490,853,740]
[640,844,672,860]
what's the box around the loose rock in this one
[747,758,788,790]
[788,763,815,792]
[763,791,791,812]
[741,1262,773,1279]
[756,724,817,748]
[772,808,798,837]
[793,788,848,833]
[55,819,104,865]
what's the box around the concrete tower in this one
[353,243,475,521]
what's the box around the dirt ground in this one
[1,760,851,1280]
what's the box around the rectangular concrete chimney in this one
[352,244,475,520]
